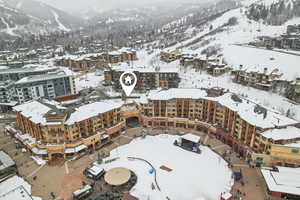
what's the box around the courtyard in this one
[0,123,272,200]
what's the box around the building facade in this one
[232,66,283,91]
[13,69,76,104]
[0,66,57,82]
[56,48,137,71]
[13,99,126,160]
[140,88,299,159]
[104,66,180,91]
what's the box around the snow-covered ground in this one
[102,135,233,200]
[75,72,104,91]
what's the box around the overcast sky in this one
[36,0,213,13]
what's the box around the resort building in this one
[12,88,300,165]
[232,66,283,91]
[180,55,230,76]
[140,88,299,160]
[0,66,58,82]
[56,48,137,71]
[13,99,126,160]
[55,53,105,72]
[286,78,300,103]
[13,68,76,104]
[160,49,182,63]
[104,64,180,91]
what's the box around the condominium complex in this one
[0,67,76,111]
[11,88,300,167]
[180,55,230,76]
[0,66,58,82]
[13,68,76,103]
[140,88,299,165]
[56,48,137,71]
[232,66,283,91]
[104,64,180,91]
[13,99,125,160]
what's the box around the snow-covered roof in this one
[15,68,73,85]
[109,47,136,56]
[0,66,57,75]
[283,141,300,148]
[87,165,104,176]
[146,89,298,129]
[147,88,208,100]
[13,99,65,125]
[110,62,178,73]
[15,133,36,146]
[0,151,15,171]
[260,126,300,141]
[261,166,300,196]
[0,176,41,200]
[56,53,103,61]
[181,134,201,143]
[65,144,87,154]
[65,101,123,125]
[31,148,48,155]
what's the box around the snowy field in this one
[102,135,233,200]
[75,72,104,91]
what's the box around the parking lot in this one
[1,123,269,200]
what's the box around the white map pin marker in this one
[120,71,137,96]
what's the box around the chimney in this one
[239,65,243,70]
[264,67,267,74]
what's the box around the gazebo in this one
[104,167,131,186]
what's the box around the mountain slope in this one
[0,0,82,38]
[245,0,300,25]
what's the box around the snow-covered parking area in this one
[102,135,233,200]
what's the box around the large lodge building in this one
[10,88,300,167]
[104,64,180,91]
[56,48,137,72]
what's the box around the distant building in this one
[180,55,230,76]
[104,64,180,91]
[286,78,300,103]
[160,49,182,63]
[253,25,300,50]
[13,68,76,103]
[287,24,300,34]
[0,81,16,112]
[56,48,137,71]
[0,66,58,82]
[232,66,283,91]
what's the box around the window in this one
[291,149,299,154]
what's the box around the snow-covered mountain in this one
[0,0,83,38]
